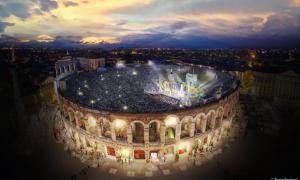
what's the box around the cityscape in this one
[0,1,300,180]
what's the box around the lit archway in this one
[132,121,144,143]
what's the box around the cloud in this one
[261,9,300,36]
[0,5,10,18]
[5,3,31,19]
[0,22,15,32]
[0,0,299,48]
[0,0,58,20]
[63,1,79,7]
[37,0,58,11]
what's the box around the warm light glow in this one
[36,34,55,42]
[88,116,97,126]
[80,36,121,44]
[165,116,178,126]
[121,149,130,157]
[114,119,126,129]
[116,61,125,68]
[178,142,190,150]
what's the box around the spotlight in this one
[148,60,154,66]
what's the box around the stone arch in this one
[131,121,145,143]
[206,110,216,130]
[164,115,179,127]
[148,120,160,142]
[113,119,128,141]
[100,117,111,139]
[75,111,83,127]
[195,113,206,134]
[164,115,179,142]
[215,107,224,128]
[224,104,230,120]
[180,116,193,138]
[86,114,97,134]
[67,107,75,124]
[62,104,68,118]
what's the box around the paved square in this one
[195,161,202,166]
[162,169,171,175]
[109,168,117,174]
[145,171,153,177]
[127,171,135,177]
[179,165,187,171]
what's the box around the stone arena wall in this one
[58,89,239,162]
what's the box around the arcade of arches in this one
[60,91,238,162]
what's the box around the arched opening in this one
[101,119,111,139]
[132,122,144,143]
[149,121,160,142]
[87,115,97,134]
[224,104,230,120]
[180,118,190,138]
[165,127,175,142]
[106,146,116,156]
[195,114,206,134]
[215,117,221,128]
[134,150,145,159]
[79,120,86,130]
[206,111,215,130]
[114,119,127,142]
[62,106,68,118]
[68,109,75,125]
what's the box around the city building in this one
[78,57,105,71]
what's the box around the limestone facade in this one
[58,89,239,162]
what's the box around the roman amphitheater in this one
[53,61,240,176]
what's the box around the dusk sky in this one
[0,0,300,48]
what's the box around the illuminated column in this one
[127,127,132,143]
[175,123,181,142]
[74,132,80,149]
[84,121,90,132]
[210,115,216,129]
[96,122,102,137]
[144,127,149,145]
[80,135,87,148]
[111,126,116,141]
[189,120,195,137]
[160,124,166,144]
[219,127,224,141]
[67,111,72,122]
[201,118,207,133]
[75,116,79,128]
[145,150,150,162]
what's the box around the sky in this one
[0,0,300,48]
